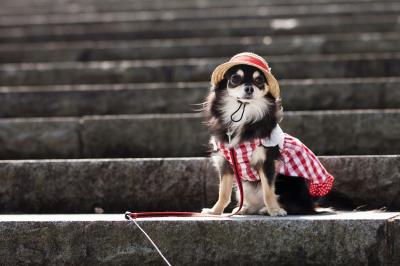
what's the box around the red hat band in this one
[231,55,270,73]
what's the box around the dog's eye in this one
[254,76,265,85]
[230,74,242,86]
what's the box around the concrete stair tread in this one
[1,78,400,117]
[1,31,400,51]
[4,52,400,68]
[1,14,398,43]
[2,32,400,63]
[0,212,399,221]
[1,13,396,32]
[3,0,394,6]
[0,155,399,213]
[1,13,396,29]
[0,212,399,265]
[0,110,399,158]
[1,0,395,15]
[2,76,399,91]
[1,2,400,27]
[1,53,400,86]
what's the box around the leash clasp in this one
[226,127,233,144]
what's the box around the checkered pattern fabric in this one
[217,134,334,197]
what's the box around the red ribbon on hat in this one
[231,55,270,73]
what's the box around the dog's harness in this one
[214,127,334,197]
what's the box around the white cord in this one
[127,216,172,266]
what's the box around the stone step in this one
[0,156,399,213]
[1,0,392,15]
[2,32,400,63]
[0,213,399,265]
[0,14,398,43]
[0,78,399,118]
[0,110,398,159]
[2,2,399,27]
[1,53,399,86]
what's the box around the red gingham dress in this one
[215,133,334,197]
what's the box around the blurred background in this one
[0,0,399,213]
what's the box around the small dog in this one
[202,53,334,216]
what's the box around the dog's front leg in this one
[202,173,233,215]
[259,161,287,216]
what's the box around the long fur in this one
[205,79,282,146]
[203,66,316,215]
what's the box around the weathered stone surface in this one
[318,155,400,210]
[0,111,398,159]
[1,77,398,117]
[0,14,398,43]
[0,117,80,159]
[0,156,398,213]
[2,32,400,63]
[389,216,400,265]
[0,220,86,265]
[205,155,400,211]
[0,158,210,213]
[0,83,208,117]
[81,111,400,158]
[0,213,398,265]
[280,110,400,155]
[2,2,399,27]
[81,114,209,158]
[0,0,392,16]
[280,77,400,110]
[1,54,400,86]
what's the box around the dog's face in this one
[224,65,269,101]
[205,63,282,144]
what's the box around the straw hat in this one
[211,52,280,98]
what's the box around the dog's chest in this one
[217,139,262,181]
[211,125,284,181]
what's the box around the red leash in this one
[125,148,244,220]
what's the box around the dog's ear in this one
[275,97,284,123]
[212,79,227,92]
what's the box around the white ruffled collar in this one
[211,124,285,150]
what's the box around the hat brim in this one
[211,61,280,99]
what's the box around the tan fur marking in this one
[236,69,244,77]
[263,83,270,96]
[202,173,233,215]
[250,145,266,168]
[274,160,281,173]
[259,165,287,216]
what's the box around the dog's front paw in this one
[201,208,222,215]
[258,207,269,215]
[267,207,287,217]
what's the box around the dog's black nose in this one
[244,86,254,94]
